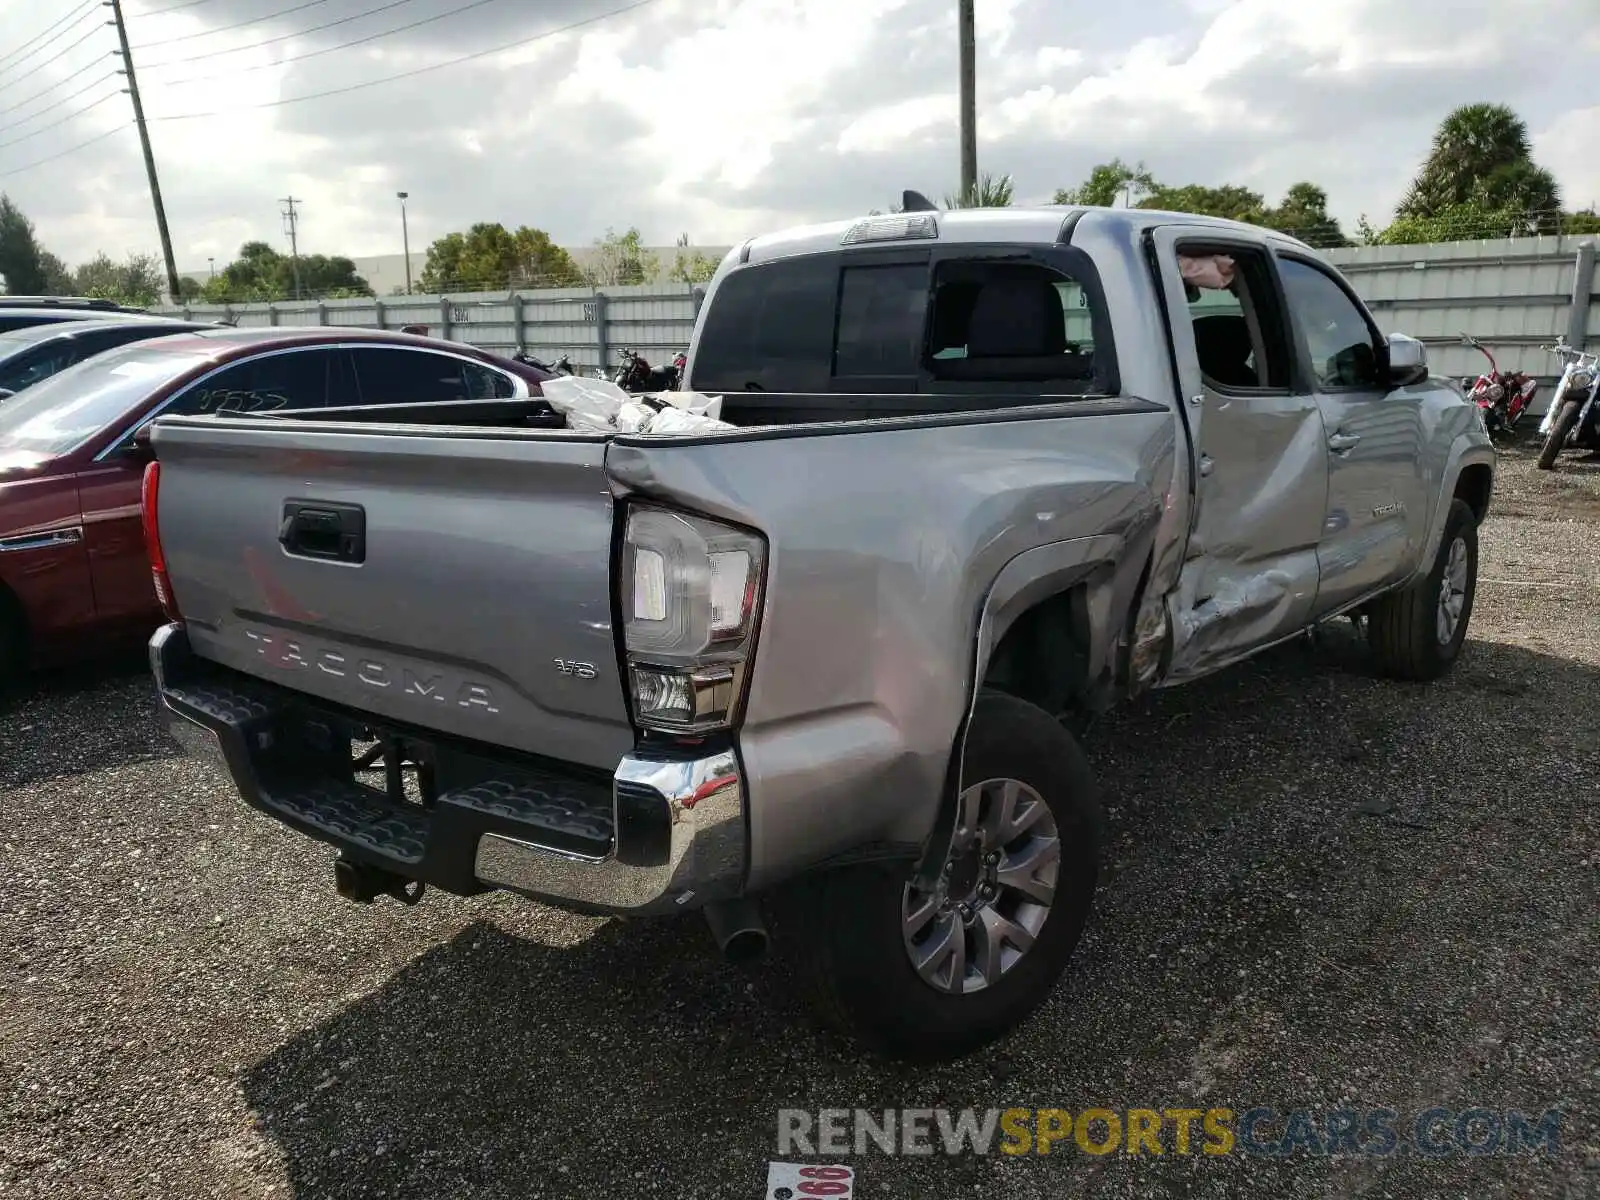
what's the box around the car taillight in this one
[620,504,766,733]
[140,460,181,621]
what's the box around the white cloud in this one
[1533,106,1600,213]
[0,0,1596,273]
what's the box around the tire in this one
[777,691,1100,1062]
[0,602,23,697]
[1366,498,1478,681]
[1536,400,1581,470]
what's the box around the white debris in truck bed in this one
[539,374,734,435]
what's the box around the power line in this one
[140,0,476,81]
[137,0,227,13]
[0,0,99,75]
[0,24,110,96]
[0,67,118,124]
[149,0,660,120]
[130,0,341,51]
[0,123,130,177]
[0,91,121,150]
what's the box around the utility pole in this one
[107,0,181,303]
[280,195,303,299]
[957,0,977,204]
[397,191,412,294]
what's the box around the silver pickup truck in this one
[146,206,1494,1061]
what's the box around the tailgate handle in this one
[279,500,366,564]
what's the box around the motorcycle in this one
[515,350,575,375]
[611,347,682,392]
[1458,332,1537,437]
[1535,337,1600,470]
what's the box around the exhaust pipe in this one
[703,897,769,964]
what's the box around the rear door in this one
[1147,227,1330,675]
[80,346,346,625]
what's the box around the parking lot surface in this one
[2,444,1598,1200]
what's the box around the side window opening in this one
[925,261,1096,386]
[1276,257,1381,389]
[182,350,331,416]
[1175,246,1292,391]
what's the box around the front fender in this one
[1404,434,1496,588]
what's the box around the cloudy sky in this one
[2,0,1598,274]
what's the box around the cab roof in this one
[737,204,1315,267]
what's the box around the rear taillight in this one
[620,505,766,733]
[140,460,181,621]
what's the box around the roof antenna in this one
[901,189,938,213]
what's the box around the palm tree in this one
[1398,103,1540,218]
[943,172,1015,209]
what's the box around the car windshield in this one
[0,340,215,458]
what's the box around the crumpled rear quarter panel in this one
[607,403,1176,887]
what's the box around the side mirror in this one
[121,422,156,462]
[1383,333,1428,388]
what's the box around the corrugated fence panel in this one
[154,241,1597,401]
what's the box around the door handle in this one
[279,500,366,564]
[1328,432,1362,453]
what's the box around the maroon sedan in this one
[0,327,556,683]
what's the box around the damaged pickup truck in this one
[146,206,1494,1061]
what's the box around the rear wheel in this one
[779,692,1100,1062]
[1537,400,1581,470]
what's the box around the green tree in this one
[419,223,581,292]
[203,241,286,302]
[1367,203,1526,245]
[1564,207,1600,235]
[585,226,659,286]
[72,252,164,307]
[664,232,720,284]
[1263,182,1351,247]
[293,253,374,298]
[944,172,1015,209]
[39,250,74,295]
[201,241,372,301]
[1053,159,1156,207]
[176,276,205,301]
[1139,182,1268,224]
[1397,103,1558,220]
[0,194,48,295]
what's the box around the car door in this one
[77,346,345,626]
[348,345,519,406]
[1274,254,1429,615]
[1148,228,1330,677]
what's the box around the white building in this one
[178,246,733,295]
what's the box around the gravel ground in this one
[2,443,1598,1200]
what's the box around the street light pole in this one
[397,192,412,294]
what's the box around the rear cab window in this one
[688,243,1117,405]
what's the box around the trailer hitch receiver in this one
[334,854,426,906]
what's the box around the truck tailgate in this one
[150,415,634,770]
